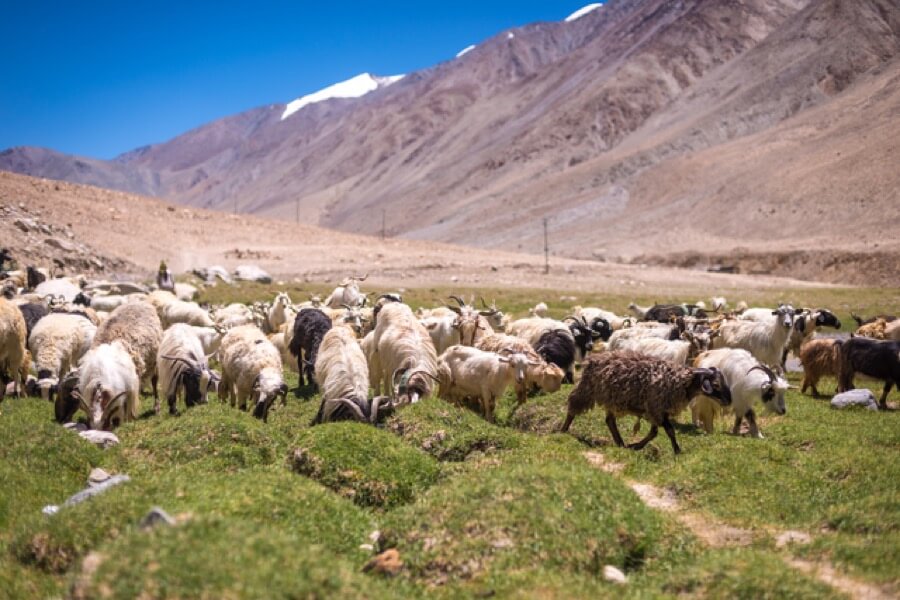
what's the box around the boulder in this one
[830,389,878,411]
[233,264,272,284]
[192,265,232,284]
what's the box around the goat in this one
[288,308,332,388]
[838,337,900,410]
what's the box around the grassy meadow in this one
[1,281,897,598]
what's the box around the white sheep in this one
[78,341,140,431]
[360,330,382,394]
[267,331,297,373]
[611,331,712,366]
[88,294,129,312]
[606,322,676,350]
[373,302,438,404]
[161,299,215,329]
[218,324,287,421]
[187,325,225,356]
[437,345,536,422]
[712,304,795,370]
[314,327,369,405]
[28,313,97,401]
[475,333,565,405]
[507,317,571,348]
[157,324,219,415]
[420,315,461,355]
[92,301,163,407]
[529,302,549,317]
[690,348,789,438]
[213,303,256,329]
[267,292,294,334]
[0,297,28,400]
[324,274,368,309]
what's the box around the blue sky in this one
[0,1,599,159]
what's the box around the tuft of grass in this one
[387,398,520,461]
[290,422,441,509]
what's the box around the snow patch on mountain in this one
[564,3,603,22]
[456,44,476,58]
[281,73,403,120]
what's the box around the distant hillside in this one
[2,0,898,275]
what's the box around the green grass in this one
[1,281,897,598]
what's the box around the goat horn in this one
[448,295,467,307]
[160,355,195,368]
[479,297,489,308]
[747,364,777,383]
[445,304,462,315]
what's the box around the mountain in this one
[2,0,899,283]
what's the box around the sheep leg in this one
[661,415,681,455]
[732,414,743,436]
[605,412,626,447]
[628,424,658,450]
[880,382,893,410]
[745,409,763,439]
[560,412,576,432]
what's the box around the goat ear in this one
[701,379,714,395]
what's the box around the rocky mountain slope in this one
[2,0,898,278]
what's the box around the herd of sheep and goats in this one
[0,268,897,455]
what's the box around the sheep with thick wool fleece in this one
[28,312,97,401]
[314,327,369,407]
[161,299,215,329]
[78,341,140,431]
[476,333,564,404]
[0,297,28,400]
[690,348,788,439]
[437,345,537,422]
[610,331,712,366]
[218,324,287,422]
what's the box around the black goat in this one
[0,248,12,272]
[26,266,46,291]
[564,317,597,363]
[645,304,707,323]
[535,329,577,384]
[18,302,50,341]
[53,370,82,423]
[288,308,332,388]
[838,337,900,410]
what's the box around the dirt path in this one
[581,451,894,600]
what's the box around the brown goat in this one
[798,338,842,398]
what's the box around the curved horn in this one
[445,304,462,315]
[409,369,442,383]
[479,297,489,309]
[160,355,196,369]
[447,295,467,307]
[747,364,777,383]
[358,273,369,282]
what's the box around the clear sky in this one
[0,1,599,159]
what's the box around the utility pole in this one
[295,197,300,224]
[233,196,238,215]
[381,209,386,240]
[543,217,549,274]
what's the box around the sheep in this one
[437,345,538,422]
[83,294,128,313]
[561,352,731,455]
[612,330,712,366]
[783,308,841,363]
[711,304,795,371]
[213,303,256,329]
[267,292,294,334]
[34,278,82,303]
[324,274,368,308]
[78,341,140,430]
[18,301,50,340]
[161,299,215,329]
[529,302,549,317]
[606,321,681,351]
[690,349,788,439]
[837,337,900,410]
[420,314,460,355]
[0,297,28,400]
[799,338,843,398]
[627,302,652,320]
[476,333,565,405]
[28,313,97,402]
[268,332,297,373]
[373,302,439,404]
[156,324,220,415]
[187,325,225,356]
[288,308,332,388]
[360,330,382,394]
[92,301,163,410]
[711,297,728,313]
[567,314,613,344]
[218,324,287,421]
[573,306,631,331]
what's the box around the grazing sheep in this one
[476,333,564,404]
[561,352,731,454]
[161,299,215,329]
[0,297,28,400]
[437,345,537,422]
[799,338,843,398]
[712,304,795,370]
[268,332,297,373]
[838,337,900,410]
[288,308,333,388]
[92,301,163,408]
[643,303,708,323]
[627,302,652,320]
[529,302,549,317]
[360,330,382,394]
[690,349,788,439]
[373,302,439,404]
[213,303,256,329]
[157,324,220,415]
[78,341,140,430]
[218,325,287,421]
[28,313,97,402]
[612,330,712,366]
[52,369,82,424]
[187,325,225,356]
